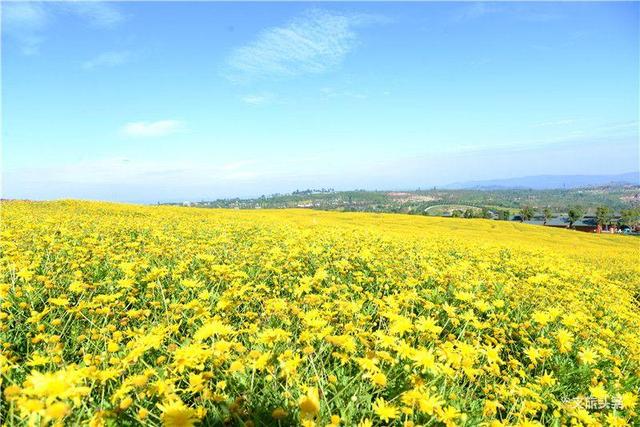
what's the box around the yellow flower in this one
[556,329,574,354]
[46,401,70,419]
[120,396,133,410]
[299,387,321,417]
[578,348,598,365]
[589,385,607,400]
[271,407,287,419]
[525,347,542,365]
[438,406,461,427]
[24,368,89,400]
[370,372,387,387]
[138,408,149,420]
[412,348,436,371]
[188,373,205,393]
[538,371,557,387]
[483,399,504,417]
[372,398,398,422]
[485,346,503,364]
[328,414,341,426]
[3,384,21,399]
[620,391,637,410]
[158,400,199,427]
[517,421,544,427]
[604,413,627,427]
[68,281,85,293]
[193,319,232,341]
[88,410,106,427]
[532,310,551,326]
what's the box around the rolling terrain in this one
[1,201,638,426]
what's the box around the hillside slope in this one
[445,172,640,190]
[1,201,639,426]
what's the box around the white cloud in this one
[2,2,47,29]
[226,9,387,82]
[2,1,124,55]
[221,160,257,171]
[320,87,367,100]
[453,3,561,24]
[2,2,48,55]
[82,51,130,70]
[241,93,274,105]
[121,120,184,138]
[4,157,262,191]
[60,0,124,28]
[453,2,500,22]
[532,119,576,128]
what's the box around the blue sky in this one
[2,1,638,202]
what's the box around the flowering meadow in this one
[1,200,639,427]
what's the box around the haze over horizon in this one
[2,2,638,203]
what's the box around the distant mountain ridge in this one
[444,172,640,190]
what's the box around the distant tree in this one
[568,206,585,229]
[595,206,613,229]
[519,206,535,222]
[620,207,640,230]
[463,208,475,218]
[542,207,554,225]
[451,209,463,218]
[480,207,492,219]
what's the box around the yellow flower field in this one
[1,200,639,426]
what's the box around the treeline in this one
[163,187,639,221]
[514,205,640,228]
[450,208,507,219]
[291,188,335,195]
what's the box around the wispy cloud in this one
[453,2,500,22]
[221,160,257,171]
[593,120,639,134]
[82,51,130,70]
[121,120,184,138]
[2,2,48,55]
[532,119,576,128]
[453,3,561,24]
[2,1,124,55]
[241,93,274,106]
[226,9,388,82]
[320,87,367,100]
[59,0,124,28]
[4,157,260,190]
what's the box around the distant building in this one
[572,216,599,232]
[511,215,568,228]
[511,214,623,233]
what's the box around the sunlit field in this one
[1,201,639,426]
